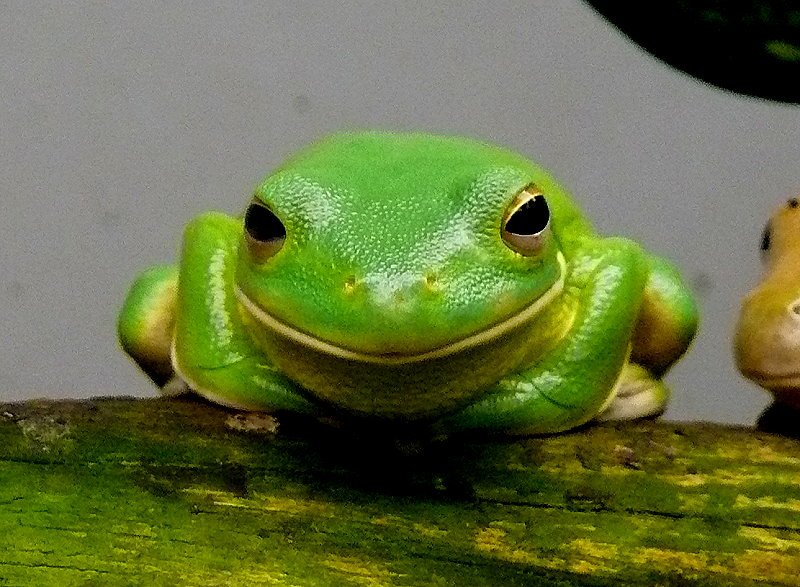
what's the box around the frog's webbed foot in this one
[596,363,669,422]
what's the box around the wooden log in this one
[1,397,799,586]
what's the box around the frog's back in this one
[270,131,593,252]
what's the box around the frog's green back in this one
[264,131,592,254]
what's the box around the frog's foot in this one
[161,374,192,397]
[597,363,669,421]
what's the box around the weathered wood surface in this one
[1,397,800,586]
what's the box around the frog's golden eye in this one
[501,187,550,256]
[244,201,286,262]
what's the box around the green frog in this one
[119,132,698,434]
[736,197,800,409]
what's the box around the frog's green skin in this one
[735,197,800,409]
[119,132,698,435]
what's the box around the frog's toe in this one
[597,363,669,421]
[161,375,192,397]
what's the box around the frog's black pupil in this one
[505,196,549,235]
[245,204,285,242]
[761,223,771,252]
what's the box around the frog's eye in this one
[244,201,286,262]
[501,187,551,256]
[760,221,772,260]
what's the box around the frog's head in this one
[234,132,589,418]
[759,197,800,270]
[736,196,800,407]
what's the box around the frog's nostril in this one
[424,273,439,290]
[343,275,357,294]
[790,299,800,318]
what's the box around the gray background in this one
[2,1,799,425]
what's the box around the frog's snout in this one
[736,291,800,396]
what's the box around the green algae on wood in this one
[1,398,800,586]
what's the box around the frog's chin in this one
[235,252,566,366]
[741,370,800,394]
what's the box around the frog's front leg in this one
[598,255,699,421]
[631,255,699,374]
[442,238,649,435]
[171,212,314,413]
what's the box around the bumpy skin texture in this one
[735,198,800,409]
[119,132,698,435]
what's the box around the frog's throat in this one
[235,252,566,366]
[739,370,800,392]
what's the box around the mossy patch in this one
[2,398,800,586]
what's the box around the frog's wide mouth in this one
[235,253,566,365]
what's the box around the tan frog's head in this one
[735,197,800,407]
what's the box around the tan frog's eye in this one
[760,222,771,252]
[244,201,286,262]
[501,187,550,256]
[760,221,772,262]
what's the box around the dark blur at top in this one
[586,0,800,103]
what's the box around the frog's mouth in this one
[235,252,566,365]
